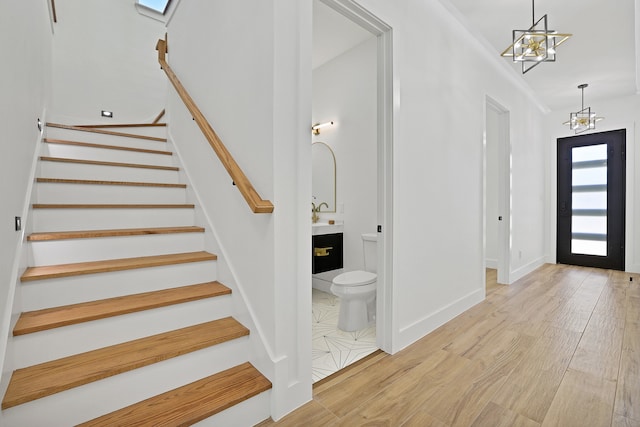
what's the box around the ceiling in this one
[313,0,639,112]
[444,0,639,111]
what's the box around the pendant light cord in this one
[532,0,535,26]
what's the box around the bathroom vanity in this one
[312,229,343,274]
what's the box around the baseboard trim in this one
[395,288,484,353]
[509,256,546,283]
[485,259,498,269]
[628,264,640,274]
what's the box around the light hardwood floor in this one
[258,264,640,426]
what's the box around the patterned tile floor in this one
[312,289,377,383]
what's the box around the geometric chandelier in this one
[563,84,604,134]
[501,0,572,74]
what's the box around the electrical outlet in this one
[15,216,21,231]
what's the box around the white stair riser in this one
[195,390,270,427]
[13,295,233,368]
[21,261,218,310]
[32,207,195,231]
[0,338,251,427]
[41,144,175,166]
[45,127,169,151]
[39,161,180,183]
[46,125,168,141]
[35,183,187,204]
[29,233,205,265]
[66,126,170,139]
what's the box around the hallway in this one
[259,264,639,426]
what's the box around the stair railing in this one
[156,38,274,214]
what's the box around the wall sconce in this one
[311,121,334,135]
[101,110,113,118]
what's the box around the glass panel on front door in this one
[571,144,607,256]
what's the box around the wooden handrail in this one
[51,0,58,23]
[156,38,274,214]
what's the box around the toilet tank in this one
[361,233,378,273]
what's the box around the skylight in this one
[138,0,171,14]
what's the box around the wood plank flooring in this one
[258,264,640,427]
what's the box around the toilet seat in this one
[332,270,377,287]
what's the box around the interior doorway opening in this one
[311,0,393,382]
[484,97,511,285]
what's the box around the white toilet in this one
[330,233,377,332]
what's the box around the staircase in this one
[0,123,271,426]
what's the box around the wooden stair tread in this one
[43,138,172,156]
[13,282,231,336]
[46,123,167,142]
[1,317,249,409]
[78,362,271,426]
[33,203,195,209]
[74,123,167,128]
[36,177,186,188]
[40,156,179,171]
[28,226,205,241]
[20,251,217,282]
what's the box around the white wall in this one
[48,0,166,123]
[0,0,557,421]
[165,0,312,419]
[545,94,640,273]
[352,0,548,350]
[159,0,551,418]
[312,37,377,273]
[0,0,52,380]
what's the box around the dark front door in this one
[557,129,626,270]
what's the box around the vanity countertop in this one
[312,221,344,236]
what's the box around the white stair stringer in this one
[1,337,252,427]
[1,123,272,426]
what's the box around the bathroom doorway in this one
[484,97,511,285]
[311,0,393,382]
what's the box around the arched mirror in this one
[312,141,336,213]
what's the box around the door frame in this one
[484,96,512,285]
[318,0,394,352]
